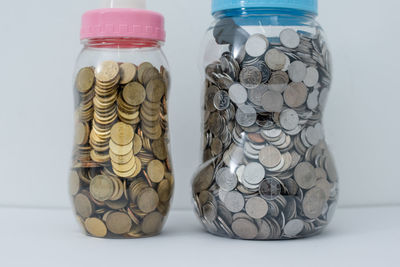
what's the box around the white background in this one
[0,0,399,210]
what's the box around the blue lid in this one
[212,0,318,15]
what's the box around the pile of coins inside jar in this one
[70,60,173,238]
[193,22,338,240]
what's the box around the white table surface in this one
[0,206,398,267]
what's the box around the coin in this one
[268,71,289,93]
[284,82,308,108]
[110,122,134,146]
[243,162,265,185]
[69,171,80,196]
[232,218,258,239]
[142,212,163,235]
[261,90,284,112]
[288,61,307,83]
[216,167,238,192]
[106,211,133,235]
[265,49,286,71]
[259,146,282,168]
[235,105,257,127]
[223,191,245,213]
[74,193,93,219]
[76,67,95,93]
[245,34,269,57]
[284,219,304,237]
[137,187,159,213]
[245,197,268,219]
[303,187,327,219]
[240,66,262,89]
[89,175,115,202]
[294,162,317,189]
[280,28,300,49]
[119,63,137,85]
[85,218,107,238]
[229,83,248,105]
[95,61,119,83]
[122,82,146,106]
[259,178,281,201]
[147,160,165,183]
[213,90,230,111]
[280,109,299,131]
[304,67,319,87]
[146,78,166,103]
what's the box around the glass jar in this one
[192,0,338,240]
[69,4,174,238]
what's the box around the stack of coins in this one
[70,60,173,238]
[193,25,338,240]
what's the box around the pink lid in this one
[80,8,165,42]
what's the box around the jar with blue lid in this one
[192,0,338,240]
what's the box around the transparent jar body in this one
[192,9,338,240]
[69,38,174,238]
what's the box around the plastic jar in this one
[192,0,338,240]
[69,0,174,238]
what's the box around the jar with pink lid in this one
[69,0,174,238]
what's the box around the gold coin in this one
[142,67,161,85]
[138,62,154,83]
[137,187,159,213]
[90,150,110,163]
[74,193,93,219]
[85,218,107,238]
[119,63,137,84]
[110,149,133,164]
[106,211,133,235]
[89,175,115,202]
[146,79,166,103]
[75,122,89,145]
[110,122,134,146]
[95,61,120,83]
[131,157,142,178]
[76,67,95,93]
[147,160,165,183]
[113,162,137,178]
[141,212,163,235]
[133,134,143,155]
[122,82,146,106]
[109,139,133,156]
[105,196,129,210]
[151,138,167,160]
[157,179,171,202]
[111,155,136,173]
[69,170,80,196]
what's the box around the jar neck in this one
[213,7,317,21]
[82,38,162,49]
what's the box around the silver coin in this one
[259,177,281,201]
[304,67,319,87]
[259,146,282,168]
[240,66,262,89]
[288,61,307,82]
[229,83,248,105]
[243,162,265,185]
[216,167,238,192]
[284,219,304,237]
[265,48,286,71]
[268,71,289,93]
[205,85,219,112]
[261,90,284,113]
[256,219,272,239]
[307,89,319,110]
[280,109,299,131]
[235,105,257,127]
[248,84,268,105]
[232,218,258,240]
[294,162,317,189]
[284,82,308,108]
[303,187,327,219]
[280,28,300,49]
[223,191,245,213]
[245,197,269,219]
[245,34,269,57]
[213,90,230,111]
